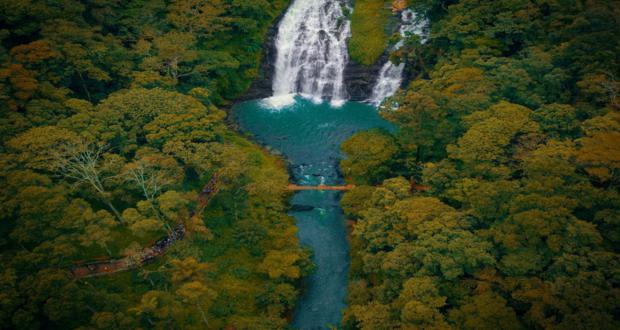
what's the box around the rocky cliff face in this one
[244,33,387,103]
[242,3,388,103]
[343,54,387,102]
[240,9,285,101]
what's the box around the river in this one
[235,97,392,329]
[234,0,399,327]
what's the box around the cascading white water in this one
[369,61,406,106]
[265,0,351,108]
[369,9,428,106]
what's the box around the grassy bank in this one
[348,0,392,65]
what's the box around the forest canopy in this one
[342,0,620,329]
[0,0,312,329]
[1,0,620,329]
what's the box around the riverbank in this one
[234,96,394,328]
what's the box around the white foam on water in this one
[261,94,297,109]
[330,98,346,108]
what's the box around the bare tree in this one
[125,162,165,203]
[124,159,179,234]
[54,141,125,223]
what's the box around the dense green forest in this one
[2,0,620,329]
[342,0,620,328]
[0,1,314,329]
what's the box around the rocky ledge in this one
[242,5,390,103]
[343,54,388,102]
[240,5,288,101]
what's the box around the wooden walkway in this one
[70,224,185,279]
[71,178,359,279]
[70,173,221,279]
[287,184,355,191]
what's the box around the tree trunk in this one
[105,199,125,224]
[197,303,209,327]
[77,71,92,102]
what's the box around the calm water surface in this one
[235,97,393,329]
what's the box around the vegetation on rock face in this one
[348,0,392,65]
[342,0,620,328]
[0,0,314,329]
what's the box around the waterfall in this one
[265,0,351,108]
[368,9,428,106]
[369,61,406,106]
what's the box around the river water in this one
[235,97,392,329]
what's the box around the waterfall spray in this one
[368,9,428,106]
[265,0,351,108]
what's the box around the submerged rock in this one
[290,204,315,212]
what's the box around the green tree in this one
[448,291,521,330]
[167,0,229,36]
[397,276,450,328]
[341,130,398,184]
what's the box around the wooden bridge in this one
[287,184,355,191]
[69,177,358,279]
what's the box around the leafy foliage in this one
[0,0,310,329]
[343,0,620,328]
